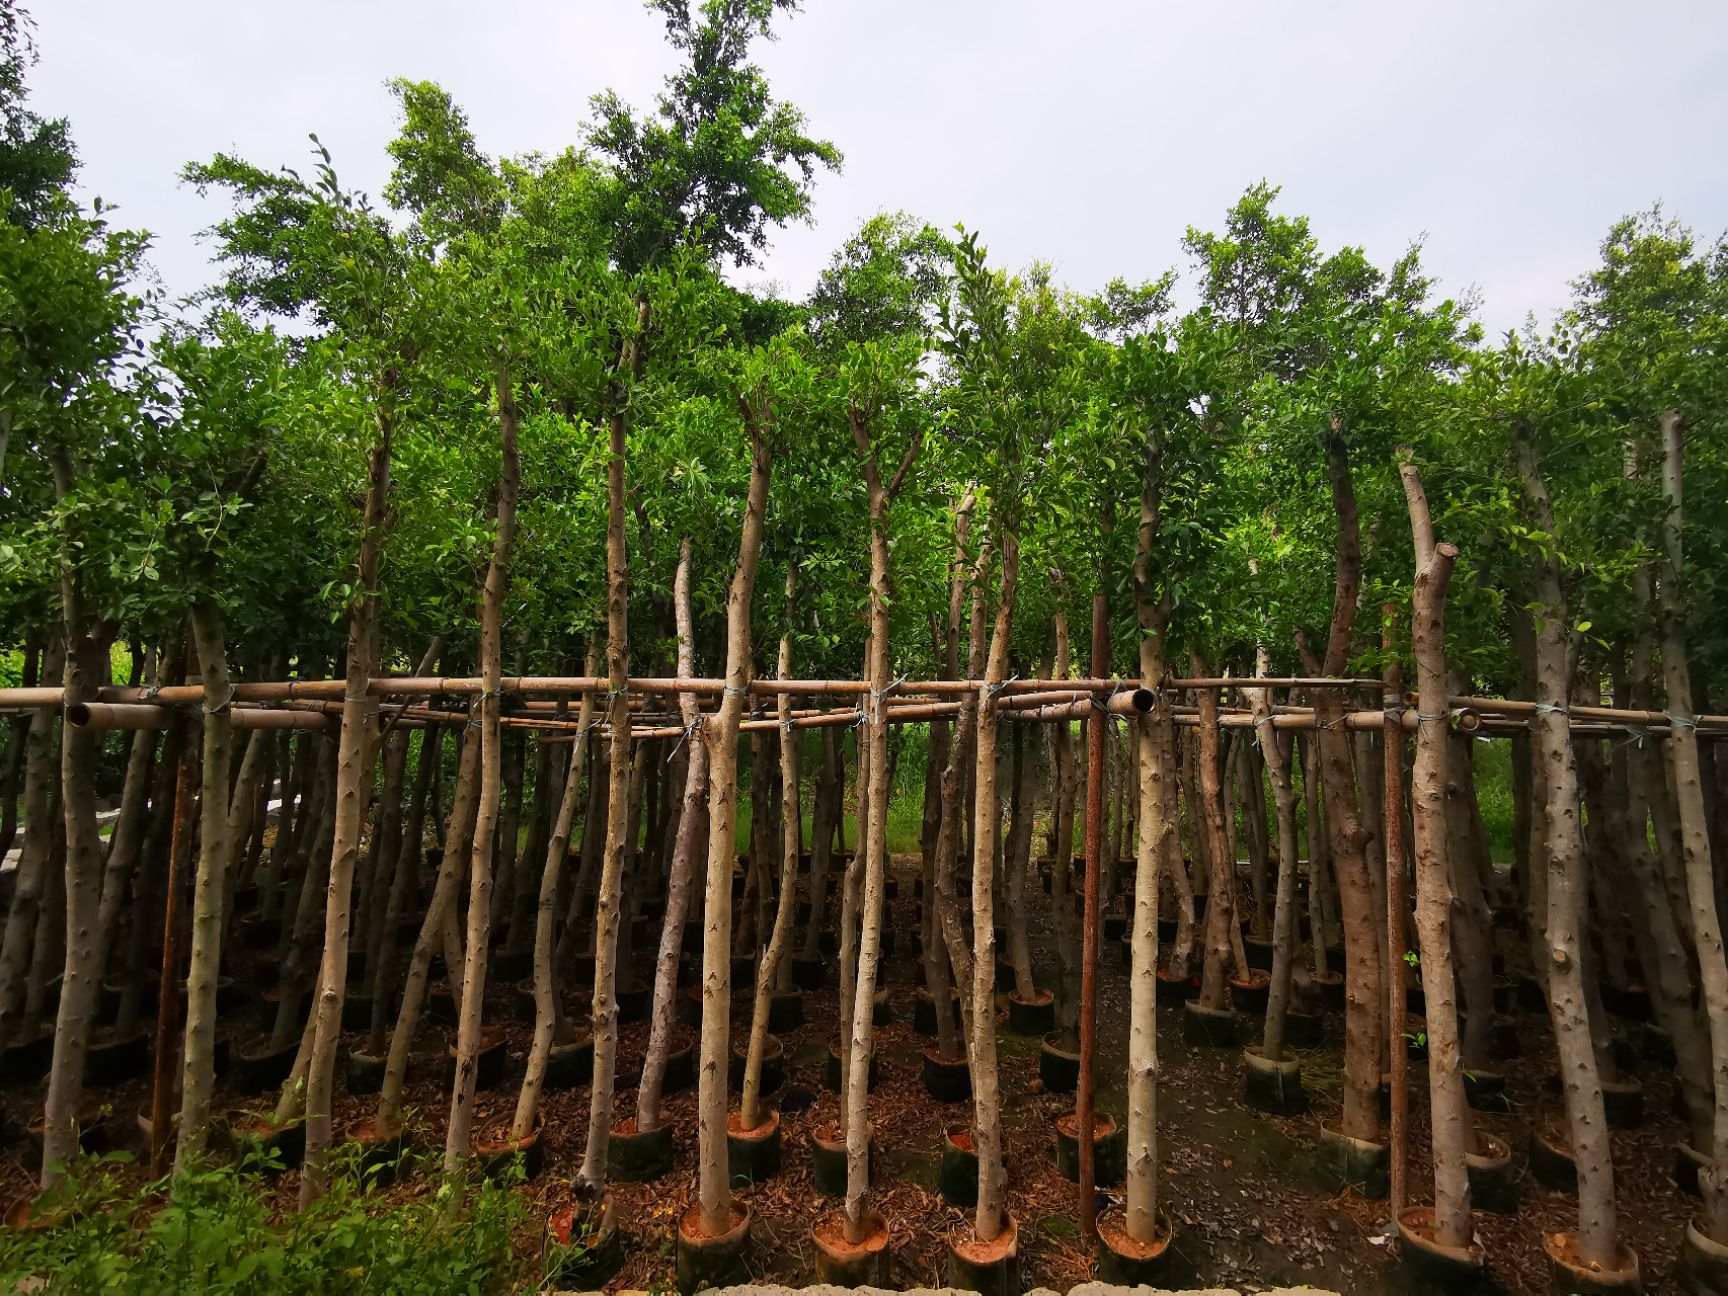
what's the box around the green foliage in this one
[0,1153,529,1294]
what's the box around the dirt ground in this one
[0,855,1701,1295]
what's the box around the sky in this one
[29,0,1728,339]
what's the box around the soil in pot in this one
[1530,1126,1578,1195]
[607,1115,674,1183]
[1039,1032,1080,1093]
[725,1109,781,1185]
[676,1201,752,1296]
[545,1035,595,1091]
[811,1119,868,1197]
[1054,1110,1125,1186]
[945,1213,1020,1296]
[1183,1000,1237,1047]
[812,1207,890,1287]
[729,1035,784,1096]
[922,1047,971,1102]
[1544,1231,1641,1294]
[1229,970,1271,1016]
[823,1042,877,1093]
[1096,1207,1176,1286]
[474,1114,544,1182]
[1396,1206,1489,1291]
[1465,1134,1519,1214]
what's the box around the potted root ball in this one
[345,1045,388,1096]
[1530,1126,1578,1195]
[1312,968,1345,1011]
[1396,1206,1487,1288]
[939,1125,987,1208]
[1544,1236,1643,1295]
[810,1118,869,1198]
[1156,968,1196,1006]
[1680,1217,1728,1294]
[1242,1046,1306,1115]
[1006,988,1055,1036]
[475,1112,545,1182]
[1465,1133,1518,1214]
[768,988,805,1032]
[812,1209,890,1286]
[1183,999,1237,1048]
[729,1036,783,1097]
[545,1033,595,1092]
[945,1214,1020,1296]
[1038,1033,1080,1094]
[1318,1122,1389,1199]
[26,1104,112,1171]
[219,1110,306,1173]
[545,1188,624,1289]
[447,1026,509,1092]
[233,1035,299,1096]
[616,977,650,1025]
[675,1202,752,1295]
[921,1046,971,1102]
[343,1115,412,1186]
[1228,970,1271,1017]
[913,988,961,1036]
[823,1042,878,1093]
[82,1025,151,1088]
[1054,1111,1125,1186]
[607,1115,674,1183]
[726,1108,781,1186]
[1096,1205,1176,1285]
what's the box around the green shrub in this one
[0,1149,529,1294]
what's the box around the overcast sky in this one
[31,1,1728,338]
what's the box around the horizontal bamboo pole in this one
[67,702,333,732]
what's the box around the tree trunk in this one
[1191,651,1237,1011]
[1513,420,1617,1265]
[696,414,771,1236]
[1399,453,1471,1248]
[445,367,521,1182]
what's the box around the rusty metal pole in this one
[1381,604,1408,1220]
[1078,563,1109,1239]
[150,726,196,1176]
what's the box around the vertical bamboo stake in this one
[1382,604,1408,1222]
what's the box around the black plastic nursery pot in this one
[1242,1045,1306,1115]
[679,983,704,1028]
[233,1038,299,1095]
[939,1126,990,1208]
[768,988,805,1032]
[810,1121,868,1197]
[729,1035,784,1096]
[726,1109,781,1185]
[1,1027,53,1083]
[1243,936,1275,972]
[448,1028,508,1091]
[607,1117,674,1182]
[1096,1208,1176,1286]
[1283,1009,1325,1047]
[791,955,827,991]
[1676,1139,1710,1198]
[343,1116,411,1187]
[475,1114,545,1183]
[1396,1206,1489,1291]
[812,1208,890,1287]
[1602,1077,1645,1129]
[729,954,754,986]
[1680,1215,1728,1295]
[994,957,1016,992]
[1157,917,1179,946]
[1039,1032,1080,1093]
[545,1035,595,1091]
[546,1191,624,1288]
[1531,1126,1579,1195]
[1464,1067,1510,1113]
[1545,1232,1642,1294]
[1229,971,1271,1016]
[1489,1012,1523,1061]
[676,1201,752,1296]
[1313,969,1346,1011]
[1465,1134,1519,1214]
[659,1039,695,1097]
[1600,981,1653,1023]
[1054,1111,1125,1186]
[222,1114,305,1172]
[1318,1122,1389,1199]
[83,1026,149,1087]
[1183,999,1237,1047]
[25,1106,111,1170]
[1006,988,1055,1036]
[823,1042,878,1093]
[344,1047,387,1095]
[945,1213,1020,1296]
[616,978,650,1025]
[914,989,961,1037]
[922,1047,971,1102]
[1104,913,1128,944]
[872,988,892,1026]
